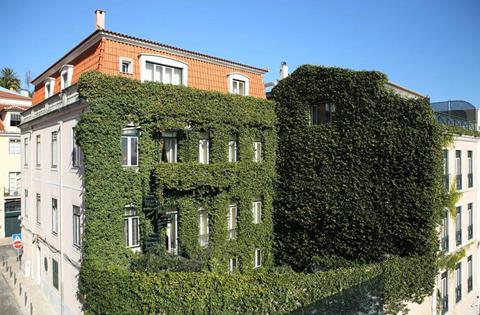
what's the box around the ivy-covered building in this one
[19,10,273,315]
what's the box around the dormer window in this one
[228,73,249,96]
[139,54,188,86]
[60,65,74,90]
[119,57,133,74]
[45,78,55,99]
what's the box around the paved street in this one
[0,244,24,315]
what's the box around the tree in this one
[0,68,21,91]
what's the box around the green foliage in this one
[0,67,21,91]
[438,248,466,271]
[444,179,463,219]
[272,65,445,270]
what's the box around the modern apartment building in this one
[20,10,268,315]
[0,87,31,238]
[407,99,480,315]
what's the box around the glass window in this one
[166,210,178,254]
[443,150,449,191]
[199,138,209,164]
[254,249,262,268]
[145,61,183,85]
[456,206,462,246]
[441,271,448,313]
[51,131,58,168]
[468,203,473,240]
[72,128,82,168]
[121,128,139,166]
[232,79,245,96]
[456,150,462,190]
[455,263,462,303]
[468,255,473,292]
[36,135,41,166]
[121,60,132,73]
[228,139,238,162]
[124,205,140,248]
[163,137,177,163]
[229,257,239,272]
[468,151,473,188]
[10,113,21,126]
[9,139,20,154]
[52,258,59,290]
[24,189,28,217]
[310,104,335,124]
[252,200,262,224]
[441,210,449,252]
[8,172,20,196]
[253,141,262,162]
[5,200,20,213]
[199,208,209,248]
[228,205,237,240]
[52,198,58,235]
[73,205,81,248]
[24,138,29,166]
[36,193,41,224]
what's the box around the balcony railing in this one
[468,225,473,240]
[441,235,449,252]
[468,173,473,188]
[4,187,20,198]
[199,234,209,248]
[456,230,462,246]
[228,229,237,240]
[435,112,476,131]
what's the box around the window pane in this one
[121,137,128,165]
[124,219,129,247]
[130,137,138,166]
[164,67,173,84]
[132,217,139,246]
[173,68,182,85]
[154,64,162,82]
[145,62,154,81]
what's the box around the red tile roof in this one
[0,90,31,101]
[0,105,30,112]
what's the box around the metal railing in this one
[435,112,476,131]
[3,187,20,198]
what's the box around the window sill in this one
[51,167,58,172]
[73,244,82,252]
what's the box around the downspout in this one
[58,120,64,315]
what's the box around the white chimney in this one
[95,9,106,30]
[279,61,289,80]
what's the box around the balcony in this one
[468,225,473,240]
[4,187,20,198]
[228,229,237,240]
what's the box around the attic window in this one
[228,73,249,96]
[45,77,55,99]
[60,65,74,90]
[309,104,336,125]
[119,57,133,74]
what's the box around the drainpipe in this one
[58,120,64,315]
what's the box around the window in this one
[119,57,133,74]
[441,210,449,252]
[456,150,462,190]
[254,248,262,268]
[36,193,41,224]
[229,257,239,272]
[228,204,237,240]
[228,138,238,162]
[228,73,249,96]
[441,271,448,314]
[199,208,209,248]
[52,258,59,290]
[5,200,20,213]
[72,127,82,167]
[8,172,20,196]
[253,141,262,162]
[10,113,21,127]
[36,135,41,166]
[44,77,55,99]
[140,54,188,85]
[60,65,73,90]
[252,200,262,224]
[166,210,178,254]
[24,189,28,217]
[199,137,209,164]
[443,150,449,191]
[468,255,473,292]
[51,131,58,168]
[455,263,462,303]
[468,203,473,240]
[309,104,335,124]
[162,133,177,163]
[51,198,58,235]
[73,205,81,248]
[468,150,473,188]
[145,61,183,85]
[124,206,140,248]
[121,128,139,166]
[9,138,20,154]
[456,206,462,246]
[24,138,29,166]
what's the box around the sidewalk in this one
[0,237,57,315]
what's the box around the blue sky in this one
[2,0,479,104]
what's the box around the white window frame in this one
[51,131,58,168]
[121,128,139,167]
[139,54,188,86]
[124,205,140,249]
[24,137,29,166]
[119,57,133,74]
[228,139,238,162]
[36,135,41,166]
[24,189,28,217]
[44,77,55,99]
[9,113,21,126]
[36,193,41,224]
[199,138,210,164]
[252,200,262,224]
[229,257,238,272]
[8,172,20,196]
[52,198,58,235]
[254,248,262,268]
[166,210,178,255]
[73,205,81,248]
[199,208,209,248]
[163,132,177,163]
[60,65,73,90]
[253,141,262,162]
[228,73,249,96]
[9,138,20,154]
[228,204,237,240]
[72,127,82,168]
